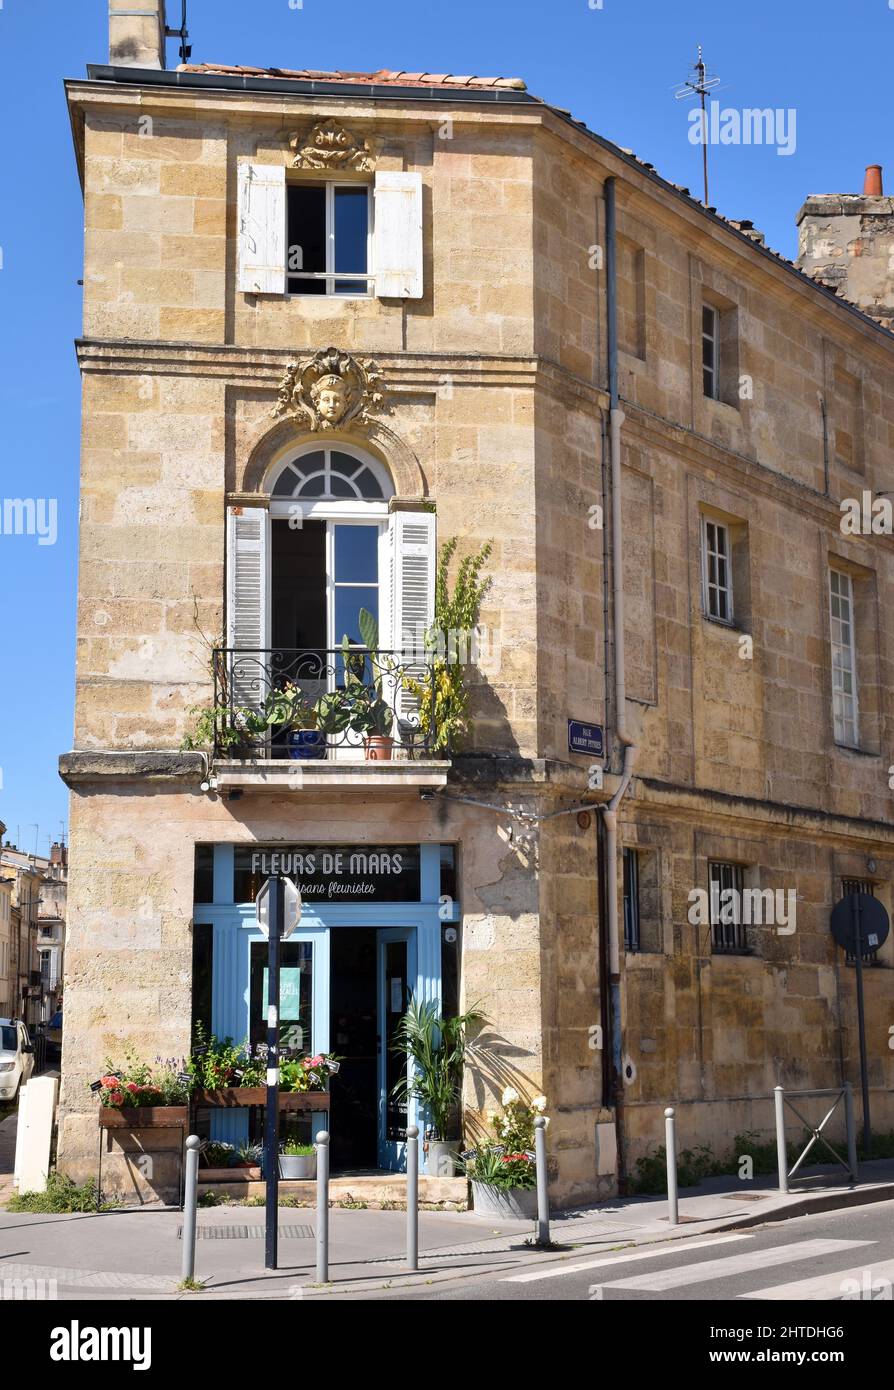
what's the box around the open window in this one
[237,164,423,300]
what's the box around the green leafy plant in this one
[8,1174,115,1213]
[200,1141,235,1168]
[464,1144,536,1191]
[314,609,396,740]
[281,1136,315,1157]
[189,1024,264,1090]
[390,997,486,1141]
[404,539,492,752]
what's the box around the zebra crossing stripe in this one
[739,1259,894,1301]
[589,1238,871,1295]
[503,1234,753,1283]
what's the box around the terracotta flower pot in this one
[364,735,394,761]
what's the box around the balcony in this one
[209,646,450,794]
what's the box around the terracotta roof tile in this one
[176,63,527,91]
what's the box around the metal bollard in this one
[315,1130,330,1283]
[181,1135,202,1283]
[534,1116,550,1245]
[406,1125,419,1271]
[664,1108,678,1226]
[844,1082,859,1184]
[774,1085,789,1194]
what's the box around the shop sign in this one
[237,845,422,903]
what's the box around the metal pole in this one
[181,1135,201,1283]
[534,1115,550,1244]
[315,1130,330,1283]
[774,1085,789,1194]
[852,898,871,1156]
[406,1125,419,1271]
[844,1081,859,1183]
[264,876,283,1271]
[664,1107,678,1225]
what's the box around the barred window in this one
[623,848,640,953]
[709,861,749,953]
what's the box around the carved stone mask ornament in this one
[288,119,377,172]
[271,348,387,432]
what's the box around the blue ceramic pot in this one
[288,729,326,760]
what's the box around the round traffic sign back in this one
[830,893,890,956]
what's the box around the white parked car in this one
[0,1019,35,1103]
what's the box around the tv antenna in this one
[165,0,192,63]
[674,45,720,207]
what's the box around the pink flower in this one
[109,1090,125,1106]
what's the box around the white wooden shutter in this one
[237,163,286,295]
[390,510,436,721]
[374,171,423,299]
[226,506,269,712]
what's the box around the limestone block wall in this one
[617,797,894,1176]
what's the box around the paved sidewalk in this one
[2,1157,893,1299]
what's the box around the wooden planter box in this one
[99,1106,189,1129]
[195,1088,330,1111]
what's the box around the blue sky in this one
[0,0,890,854]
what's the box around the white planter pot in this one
[471,1179,538,1220]
[279,1152,316,1180]
[426,1140,459,1177]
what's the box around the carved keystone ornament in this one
[271,348,388,432]
[288,119,377,172]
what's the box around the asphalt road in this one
[358,1199,894,1301]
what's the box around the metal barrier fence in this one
[774,1083,858,1192]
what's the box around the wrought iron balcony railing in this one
[211,646,444,762]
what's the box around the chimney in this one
[796,165,894,329]
[109,0,167,70]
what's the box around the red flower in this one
[109,1090,125,1106]
[126,1082,139,1092]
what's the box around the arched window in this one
[270,446,392,505]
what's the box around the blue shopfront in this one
[192,842,459,1172]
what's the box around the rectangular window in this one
[841,878,881,967]
[709,861,748,953]
[701,517,733,623]
[623,848,640,952]
[287,182,372,297]
[830,568,859,746]
[702,303,719,399]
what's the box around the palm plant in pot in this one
[390,997,485,1176]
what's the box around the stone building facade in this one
[58,3,894,1202]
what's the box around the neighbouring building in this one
[1,847,45,1029]
[36,842,67,1021]
[58,2,894,1202]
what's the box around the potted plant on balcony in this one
[403,539,492,754]
[463,1089,548,1218]
[390,997,485,1177]
[265,683,326,761]
[279,1132,317,1180]
[182,702,268,760]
